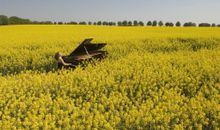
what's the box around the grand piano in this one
[61,38,108,68]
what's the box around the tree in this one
[165,22,169,27]
[97,21,102,25]
[79,21,87,25]
[133,20,138,26]
[158,21,163,26]
[212,23,216,27]
[152,20,157,26]
[58,22,63,25]
[105,22,108,26]
[165,22,174,27]
[117,21,122,26]
[102,21,108,25]
[67,21,77,25]
[198,23,211,27]
[147,21,152,26]
[128,21,132,26]
[43,21,53,24]
[183,22,196,27]
[139,21,144,26]
[108,22,116,26]
[109,22,115,26]
[31,21,39,24]
[170,23,174,27]
[176,21,181,27]
[122,20,128,26]
[0,15,8,25]
[8,16,31,24]
[88,21,92,25]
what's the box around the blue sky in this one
[0,0,220,23]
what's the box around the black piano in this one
[62,38,108,68]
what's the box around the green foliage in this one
[128,21,132,26]
[0,15,8,25]
[184,22,197,27]
[133,20,138,26]
[138,21,144,26]
[122,20,128,26]
[152,20,157,26]
[147,21,152,26]
[199,23,211,27]
[165,22,174,27]
[176,21,181,27]
[8,16,31,24]
[158,21,163,26]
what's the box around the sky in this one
[0,0,220,24]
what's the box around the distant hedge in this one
[0,14,220,27]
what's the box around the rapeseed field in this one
[0,25,219,129]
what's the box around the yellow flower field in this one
[0,25,220,129]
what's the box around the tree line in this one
[1,15,220,27]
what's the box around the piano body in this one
[62,38,108,67]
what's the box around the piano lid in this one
[69,38,107,56]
